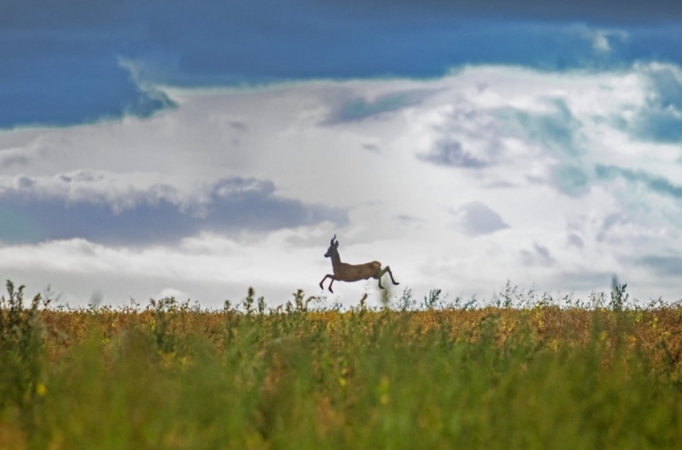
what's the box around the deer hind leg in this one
[376,266,399,290]
[385,266,399,286]
[373,267,385,289]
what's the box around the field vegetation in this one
[1,280,682,449]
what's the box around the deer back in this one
[334,261,381,281]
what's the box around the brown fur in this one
[333,261,382,282]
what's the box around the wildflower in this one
[36,383,47,397]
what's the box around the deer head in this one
[324,234,338,258]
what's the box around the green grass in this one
[1,282,682,449]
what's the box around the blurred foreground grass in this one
[2,281,682,449]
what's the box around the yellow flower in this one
[36,383,47,397]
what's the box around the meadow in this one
[1,280,682,449]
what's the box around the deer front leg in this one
[320,274,336,293]
[319,274,333,290]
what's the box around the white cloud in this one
[1,64,682,306]
[572,26,628,54]
[592,31,611,52]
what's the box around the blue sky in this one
[2,0,682,306]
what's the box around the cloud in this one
[327,90,432,123]
[4,0,682,130]
[637,255,682,276]
[0,232,344,308]
[592,31,611,52]
[596,165,682,199]
[507,98,583,158]
[419,96,593,199]
[579,28,628,53]
[553,270,614,292]
[521,243,555,267]
[628,64,682,142]
[451,202,509,236]
[567,234,584,248]
[395,214,424,223]
[552,165,591,197]
[0,171,183,214]
[3,64,682,305]
[0,174,347,245]
[0,150,31,169]
[420,140,489,168]
[596,213,629,242]
[419,100,504,168]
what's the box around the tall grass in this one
[1,281,682,449]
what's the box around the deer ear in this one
[334,240,339,248]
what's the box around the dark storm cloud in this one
[0,176,347,245]
[4,0,682,129]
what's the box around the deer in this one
[319,235,399,293]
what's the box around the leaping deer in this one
[319,235,399,293]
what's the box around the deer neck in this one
[331,250,342,271]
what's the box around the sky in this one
[2,0,682,308]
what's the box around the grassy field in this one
[1,281,682,449]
